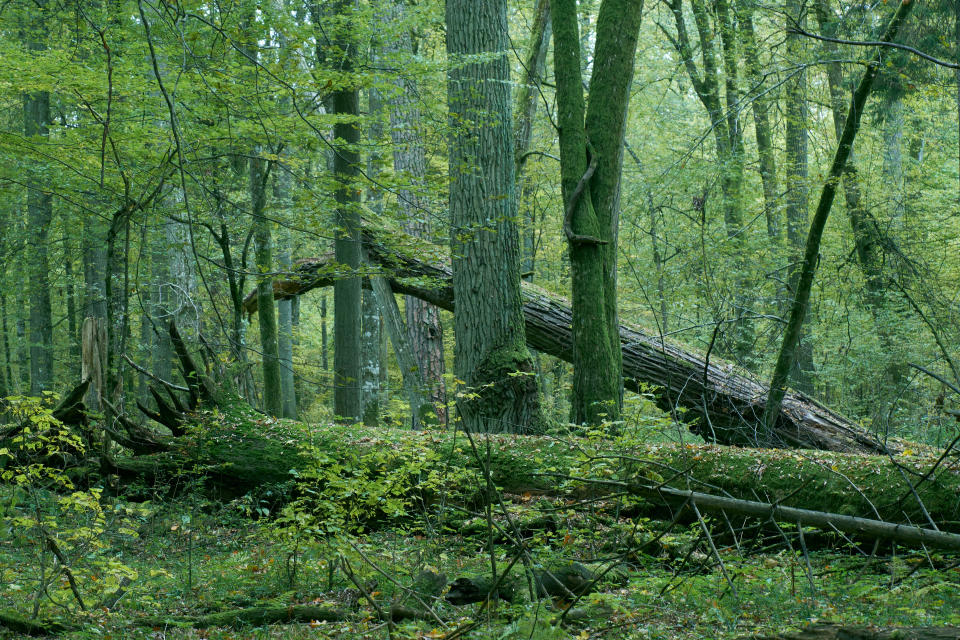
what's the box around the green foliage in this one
[283,434,474,534]
[0,396,148,619]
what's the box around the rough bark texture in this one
[447,0,542,433]
[384,0,447,424]
[361,87,386,427]
[23,13,54,395]
[331,0,363,423]
[784,0,814,392]
[245,230,899,453]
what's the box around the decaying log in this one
[747,624,960,639]
[242,229,891,453]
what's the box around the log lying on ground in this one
[242,229,891,454]
[747,624,960,639]
[113,400,960,542]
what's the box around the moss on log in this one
[242,227,897,454]
[114,403,960,535]
[747,623,960,639]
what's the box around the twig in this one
[787,26,959,70]
[122,354,190,392]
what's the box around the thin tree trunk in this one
[251,156,282,416]
[739,3,779,240]
[516,0,552,282]
[276,217,297,420]
[447,0,543,433]
[815,0,905,407]
[1,295,12,395]
[360,86,386,426]
[762,0,915,434]
[63,229,79,376]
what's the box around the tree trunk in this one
[248,236,900,453]
[360,87,386,427]
[447,0,543,433]
[516,0,552,282]
[738,3,779,240]
[82,211,108,411]
[784,0,814,393]
[763,0,915,434]
[669,0,751,360]
[553,0,638,426]
[23,25,54,395]
[331,0,363,423]
[104,398,960,541]
[277,228,298,420]
[251,156,282,417]
[384,0,447,424]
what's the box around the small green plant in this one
[1,395,147,618]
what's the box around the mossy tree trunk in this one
[553,0,642,426]
[783,0,814,393]
[446,0,543,433]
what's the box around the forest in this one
[2,0,960,637]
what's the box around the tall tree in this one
[383,0,447,425]
[241,10,282,417]
[666,0,753,360]
[553,0,643,426]
[22,1,54,394]
[328,0,363,422]
[447,0,543,433]
[783,0,814,391]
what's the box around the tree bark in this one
[668,0,752,360]
[106,396,960,541]
[553,0,642,426]
[360,86,386,427]
[23,7,54,395]
[277,232,297,420]
[447,0,543,433]
[738,4,780,240]
[784,0,814,393]
[246,233,899,453]
[383,0,447,424]
[515,0,552,282]
[762,0,915,435]
[330,0,363,423]
[251,156,282,417]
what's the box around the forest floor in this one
[3,405,960,639]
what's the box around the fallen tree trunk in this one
[111,399,960,541]
[747,624,960,640]
[242,229,893,454]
